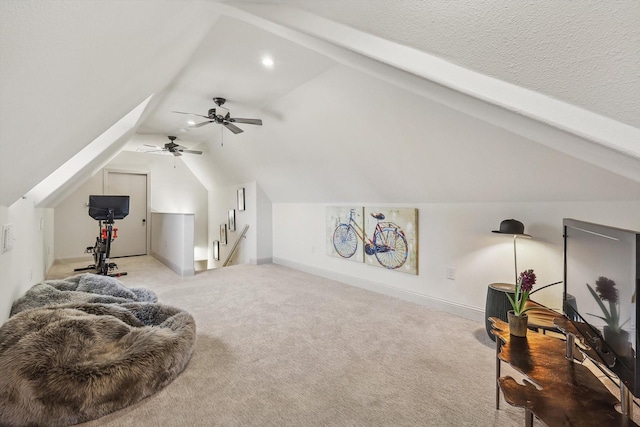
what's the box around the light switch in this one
[2,224,14,253]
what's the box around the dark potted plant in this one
[505,269,537,337]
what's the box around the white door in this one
[104,172,148,257]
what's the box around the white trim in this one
[54,256,94,264]
[272,257,485,323]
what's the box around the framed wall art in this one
[228,209,236,231]
[213,240,220,260]
[327,205,419,275]
[220,224,227,245]
[237,188,245,211]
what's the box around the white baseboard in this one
[272,257,485,323]
[54,256,94,264]
[150,252,195,277]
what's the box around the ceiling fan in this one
[139,136,202,157]
[172,97,263,134]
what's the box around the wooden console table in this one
[490,316,638,427]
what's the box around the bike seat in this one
[371,213,385,220]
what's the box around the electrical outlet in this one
[447,267,456,280]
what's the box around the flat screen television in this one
[563,218,640,396]
[88,195,130,221]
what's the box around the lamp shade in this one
[492,219,531,237]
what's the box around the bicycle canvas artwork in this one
[327,206,418,274]
[364,207,418,275]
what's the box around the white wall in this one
[54,151,208,262]
[54,171,105,260]
[150,213,195,277]
[207,181,272,268]
[0,200,54,322]
[272,201,640,322]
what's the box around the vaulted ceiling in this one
[1,0,639,208]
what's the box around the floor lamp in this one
[492,219,531,284]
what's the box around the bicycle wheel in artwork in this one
[326,206,364,263]
[373,226,409,269]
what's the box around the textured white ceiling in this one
[265,0,640,128]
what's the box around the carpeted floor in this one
[46,256,523,426]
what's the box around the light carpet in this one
[45,256,522,426]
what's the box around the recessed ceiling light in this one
[187,120,195,126]
[262,57,274,68]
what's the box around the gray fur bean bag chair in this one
[0,274,196,427]
[10,273,157,316]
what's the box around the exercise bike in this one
[75,195,130,277]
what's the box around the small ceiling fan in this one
[172,97,262,134]
[138,136,202,157]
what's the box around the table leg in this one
[621,383,633,419]
[496,336,501,410]
[525,409,534,427]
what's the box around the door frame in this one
[103,168,151,256]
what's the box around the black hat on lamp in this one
[492,219,531,284]
[492,219,531,237]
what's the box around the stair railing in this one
[223,224,249,267]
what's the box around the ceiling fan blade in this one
[191,121,214,128]
[137,145,165,153]
[180,150,203,155]
[223,122,244,134]
[228,118,262,126]
[172,151,182,157]
[172,111,209,119]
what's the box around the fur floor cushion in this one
[10,273,157,316]
[0,275,196,427]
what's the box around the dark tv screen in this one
[563,218,639,396]
[88,195,130,221]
